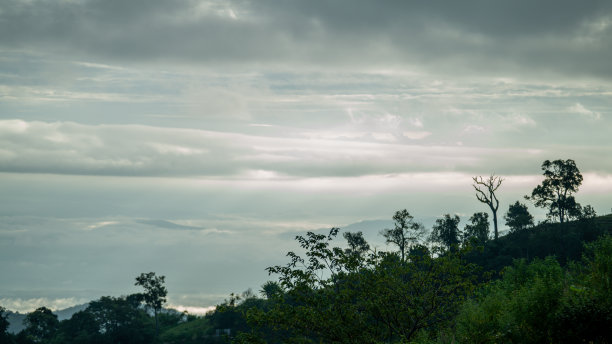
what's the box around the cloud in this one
[568,102,602,119]
[136,219,202,231]
[0,297,88,313]
[168,305,216,315]
[371,132,397,142]
[408,118,424,128]
[1,0,612,79]
[402,131,431,140]
[463,125,486,133]
[3,119,612,179]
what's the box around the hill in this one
[467,214,612,273]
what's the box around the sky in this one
[1,0,612,314]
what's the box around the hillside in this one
[467,214,612,273]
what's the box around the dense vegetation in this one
[1,159,611,343]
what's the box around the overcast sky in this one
[1,0,612,314]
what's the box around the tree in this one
[505,201,534,232]
[342,231,370,256]
[526,159,583,223]
[22,307,59,343]
[430,214,461,251]
[463,212,489,244]
[86,295,154,344]
[380,209,425,262]
[135,272,167,337]
[577,204,597,220]
[473,175,503,239]
[52,310,104,344]
[0,306,12,344]
[260,281,283,299]
[250,228,477,342]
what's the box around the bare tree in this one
[472,175,503,239]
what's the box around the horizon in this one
[1,0,612,314]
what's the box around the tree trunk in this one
[155,309,159,337]
[493,211,499,239]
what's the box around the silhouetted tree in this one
[0,306,12,343]
[260,281,283,299]
[473,175,503,239]
[251,228,477,342]
[343,231,370,256]
[87,295,154,344]
[53,310,103,344]
[577,204,597,220]
[135,272,167,337]
[464,212,489,244]
[526,159,583,223]
[23,307,58,343]
[430,214,461,251]
[380,209,425,262]
[505,201,534,232]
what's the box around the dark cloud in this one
[1,0,611,78]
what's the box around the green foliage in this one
[430,214,461,251]
[550,235,612,343]
[135,271,167,336]
[527,159,583,223]
[135,272,167,312]
[260,281,283,299]
[463,212,489,244]
[0,306,14,344]
[456,257,566,343]
[504,200,534,232]
[158,317,213,344]
[50,310,103,344]
[553,294,612,343]
[582,234,612,299]
[247,227,477,343]
[85,295,155,344]
[466,215,612,273]
[23,307,59,344]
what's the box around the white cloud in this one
[408,117,424,128]
[568,102,601,120]
[0,297,88,313]
[508,114,537,127]
[463,124,486,133]
[371,132,397,142]
[168,304,216,315]
[402,131,432,140]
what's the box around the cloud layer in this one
[1,0,612,79]
[2,119,611,179]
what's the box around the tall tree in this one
[463,212,489,244]
[430,214,461,251]
[504,201,534,232]
[473,175,503,239]
[526,159,583,223]
[380,209,425,262]
[135,272,167,337]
